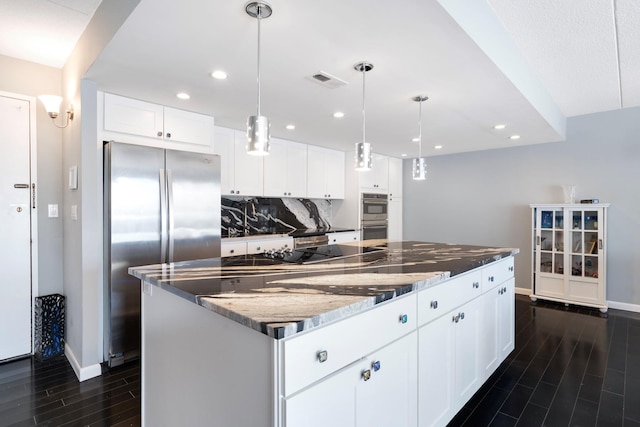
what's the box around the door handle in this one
[159,170,167,263]
[167,169,175,262]
[13,184,29,188]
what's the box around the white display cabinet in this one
[530,204,609,312]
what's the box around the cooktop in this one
[278,244,387,264]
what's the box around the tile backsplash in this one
[222,197,332,237]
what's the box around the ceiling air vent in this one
[306,71,348,89]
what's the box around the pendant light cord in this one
[418,99,422,158]
[362,68,366,144]
[256,8,262,117]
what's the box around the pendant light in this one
[412,95,428,180]
[354,62,373,171]
[245,2,272,156]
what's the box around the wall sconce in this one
[39,95,74,128]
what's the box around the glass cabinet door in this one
[569,209,601,280]
[536,208,564,275]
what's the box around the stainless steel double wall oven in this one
[361,193,388,240]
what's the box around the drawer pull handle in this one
[430,300,438,309]
[499,288,503,295]
[399,314,408,324]
[460,312,465,320]
[473,282,480,289]
[372,361,381,372]
[452,314,460,323]
[362,369,371,381]
[509,266,514,272]
[503,287,507,293]
[317,350,328,363]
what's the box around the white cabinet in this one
[388,157,403,199]
[479,258,515,379]
[213,127,264,196]
[326,230,360,245]
[103,93,214,148]
[530,204,609,312]
[307,145,345,199]
[388,197,403,241]
[285,332,417,427]
[221,241,247,257]
[359,154,389,193]
[387,157,403,240]
[263,138,307,198]
[418,297,482,427]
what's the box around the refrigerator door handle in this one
[159,169,168,263]
[167,169,175,262]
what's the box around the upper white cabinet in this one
[307,145,345,199]
[103,93,214,149]
[388,157,403,199]
[359,154,389,193]
[263,138,307,198]
[213,128,263,196]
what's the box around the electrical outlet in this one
[48,204,59,218]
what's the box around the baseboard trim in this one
[607,300,640,313]
[65,345,102,382]
[515,287,640,314]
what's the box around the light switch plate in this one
[48,204,59,218]
[71,205,78,221]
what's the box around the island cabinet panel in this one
[141,285,275,427]
[285,332,418,427]
[480,277,515,378]
[281,293,417,397]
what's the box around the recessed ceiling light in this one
[401,153,407,157]
[285,124,295,130]
[434,145,442,150]
[176,92,190,100]
[333,111,344,118]
[494,124,506,130]
[211,70,228,80]
[412,137,420,143]
[509,135,520,140]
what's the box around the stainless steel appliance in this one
[361,193,388,240]
[104,141,221,367]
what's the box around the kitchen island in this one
[130,241,518,427]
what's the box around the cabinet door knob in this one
[503,287,507,293]
[473,282,480,289]
[230,190,235,194]
[230,249,235,254]
[430,300,438,309]
[460,312,465,320]
[166,132,172,138]
[489,276,495,282]
[509,266,514,272]
[362,369,371,381]
[372,361,381,372]
[317,350,328,363]
[399,314,408,324]
[157,131,163,137]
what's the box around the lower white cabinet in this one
[480,277,515,378]
[285,332,417,427]
[418,297,482,427]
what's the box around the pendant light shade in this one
[412,95,428,180]
[354,62,373,171]
[246,2,272,156]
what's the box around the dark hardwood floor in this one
[1,294,639,426]
[0,356,139,426]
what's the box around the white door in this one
[0,95,32,360]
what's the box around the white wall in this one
[403,106,640,306]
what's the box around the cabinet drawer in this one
[482,257,515,292]
[326,231,360,245]
[417,270,482,327]
[281,293,417,396]
[221,241,247,257]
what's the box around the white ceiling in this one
[1,0,637,158]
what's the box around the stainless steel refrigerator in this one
[104,141,221,367]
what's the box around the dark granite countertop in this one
[129,241,518,339]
